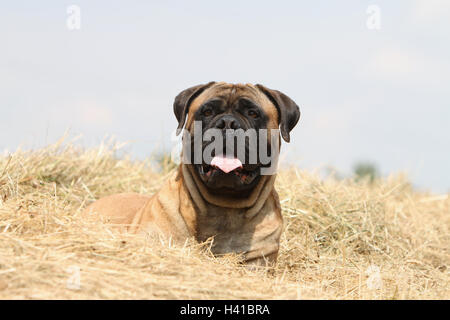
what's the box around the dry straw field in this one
[0,138,448,299]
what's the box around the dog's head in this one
[174,82,300,198]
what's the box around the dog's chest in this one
[195,204,280,256]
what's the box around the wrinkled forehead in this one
[187,82,278,121]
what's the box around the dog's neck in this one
[180,164,276,220]
[178,164,281,259]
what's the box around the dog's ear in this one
[256,84,300,142]
[174,82,216,135]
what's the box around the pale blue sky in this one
[1,1,449,192]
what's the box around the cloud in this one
[50,101,115,128]
[365,47,425,76]
[359,46,450,90]
[410,0,450,24]
[79,104,114,127]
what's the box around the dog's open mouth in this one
[198,155,260,184]
[200,164,259,184]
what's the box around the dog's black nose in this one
[215,115,241,130]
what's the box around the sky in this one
[0,1,449,192]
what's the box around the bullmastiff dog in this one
[84,82,300,265]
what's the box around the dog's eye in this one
[202,109,213,117]
[247,110,259,119]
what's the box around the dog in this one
[83,82,300,265]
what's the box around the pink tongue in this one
[211,156,243,173]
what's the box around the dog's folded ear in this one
[256,84,301,142]
[174,82,216,135]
